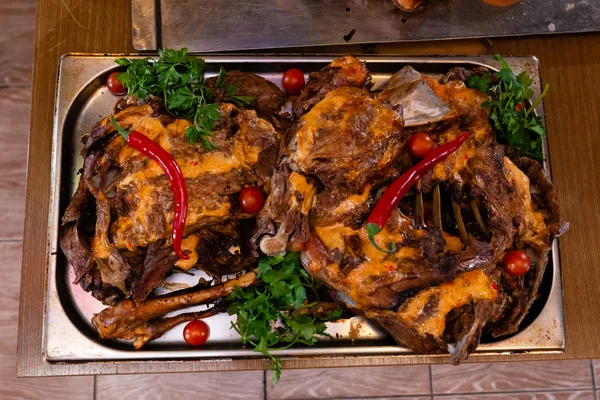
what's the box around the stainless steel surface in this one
[131,0,600,51]
[45,55,564,363]
[131,0,158,50]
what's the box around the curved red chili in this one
[366,132,469,253]
[111,115,189,260]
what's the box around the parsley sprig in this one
[227,253,342,386]
[115,48,254,150]
[466,55,549,160]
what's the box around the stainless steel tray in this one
[131,0,600,52]
[45,55,564,363]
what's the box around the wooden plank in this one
[493,33,600,362]
[0,0,35,86]
[96,371,264,399]
[0,87,30,240]
[266,366,430,399]
[18,0,600,376]
[431,360,593,394]
[1,242,93,399]
[438,392,595,400]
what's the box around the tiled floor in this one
[1,1,598,400]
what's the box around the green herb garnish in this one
[115,48,254,150]
[466,55,549,160]
[227,252,342,387]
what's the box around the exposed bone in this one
[470,200,491,240]
[415,192,425,228]
[433,184,442,231]
[451,199,470,245]
[379,66,452,126]
[92,270,257,341]
[132,306,220,349]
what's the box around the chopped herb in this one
[115,48,255,150]
[466,55,549,160]
[227,253,342,387]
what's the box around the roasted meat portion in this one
[61,95,281,304]
[293,55,371,118]
[256,60,406,255]
[255,56,565,363]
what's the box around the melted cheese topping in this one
[288,171,316,215]
[294,87,401,179]
[175,234,200,270]
[396,269,496,338]
[332,185,371,216]
[110,107,276,251]
[313,219,421,309]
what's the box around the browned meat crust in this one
[60,92,282,304]
[292,55,371,118]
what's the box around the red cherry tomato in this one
[239,186,265,213]
[408,132,435,158]
[503,250,531,276]
[183,320,210,346]
[515,102,526,111]
[282,68,305,94]
[106,72,127,96]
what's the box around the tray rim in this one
[43,53,564,365]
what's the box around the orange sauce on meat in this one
[482,0,522,6]
[396,269,496,338]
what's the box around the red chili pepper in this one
[111,115,189,260]
[366,132,469,253]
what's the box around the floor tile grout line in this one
[0,84,32,89]
[263,369,267,400]
[428,364,434,396]
[591,359,598,400]
[0,238,24,244]
[433,388,596,397]
[290,395,433,400]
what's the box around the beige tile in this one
[96,371,264,400]
[0,87,30,240]
[266,365,430,399]
[592,359,600,384]
[0,242,94,400]
[0,0,35,86]
[437,391,595,400]
[431,360,593,394]
[340,397,432,400]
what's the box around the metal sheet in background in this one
[132,0,600,52]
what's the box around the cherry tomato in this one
[408,132,435,158]
[503,250,531,276]
[106,72,126,96]
[239,186,265,213]
[515,102,526,111]
[282,68,305,94]
[183,320,210,346]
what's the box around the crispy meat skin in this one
[290,61,564,362]
[60,98,281,304]
[206,71,286,115]
[293,55,371,118]
[65,58,565,356]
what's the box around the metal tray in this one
[131,0,600,52]
[45,55,564,363]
